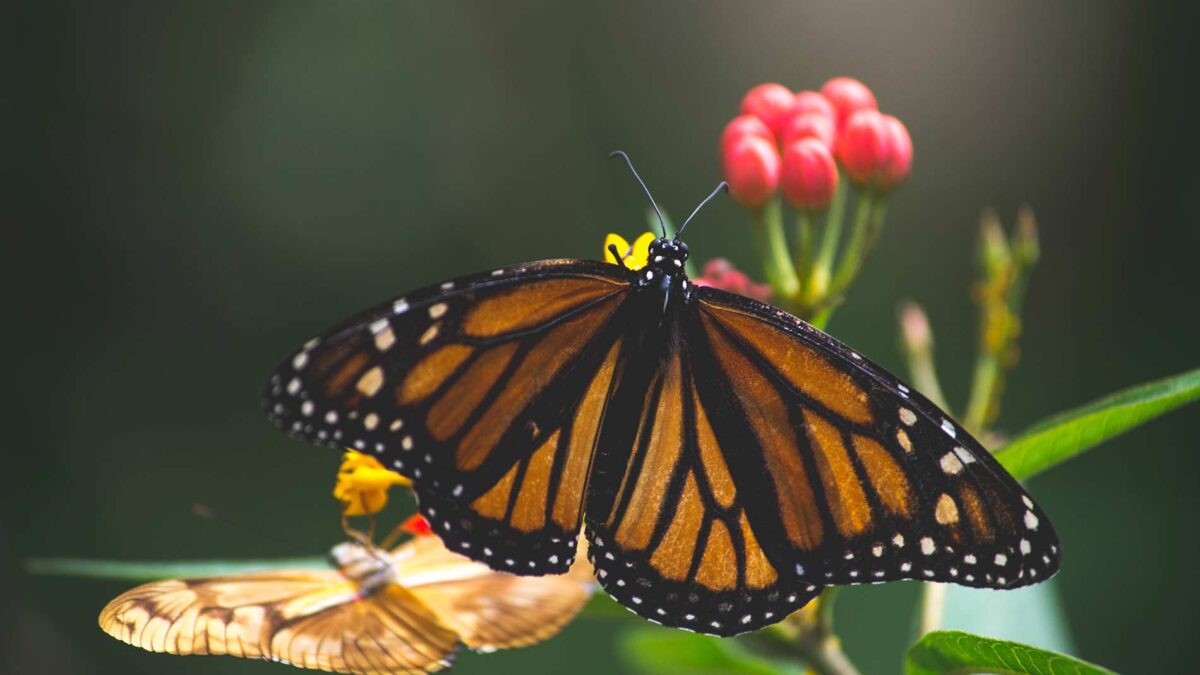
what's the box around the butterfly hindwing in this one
[264,259,634,574]
[584,300,823,636]
[693,287,1061,589]
[396,534,594,650]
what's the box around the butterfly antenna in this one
[676,181,729,239]
[609,150,667,238]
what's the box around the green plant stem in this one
[753,617,861,675]
[963,355,1000,436]
[917,583,948,637]
[815,587,841,639]
[863,197,888,252]
[828,189,876,295]
[752,197,801,303]
[806,179,848,306]
[910,349,950,413]
[794,210,816,298]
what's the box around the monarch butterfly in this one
[263,152,1060,636]
[99,524,594,674]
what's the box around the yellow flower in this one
[603,232,656,270]
[333,450,411,516]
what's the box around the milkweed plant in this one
[27,77,1200,675]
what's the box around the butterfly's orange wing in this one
[100,565,457,673]
[264,260,636,574]
[394,535,594,651]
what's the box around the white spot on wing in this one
[939,452,964,475]
[941,419,957,437]
[1024,510,1039,530]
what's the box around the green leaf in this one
[620,628,791,675]
[939,580,1074,654]
[905,630,1115,675]
[23,556,326,581]
[995,367,1200,480]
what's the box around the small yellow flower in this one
[603,232,656,270]
[333,450,411,516]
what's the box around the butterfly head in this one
[646,237,690,276]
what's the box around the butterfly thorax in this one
[329,541,396,596]
[640,237,693,311]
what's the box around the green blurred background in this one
[7,1,1199,673]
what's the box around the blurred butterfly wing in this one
[584,303,823,636]
[393,535,594,651]
[264,259,635,574]
[99,570,341,659]
[268,585,458,674]
[691,288,1060,588]
[99,569,459,674]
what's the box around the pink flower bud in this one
[900,301,933,354]
[739,83,795,137]
[839,110,914,188]
[820,77,878,132]
[878,114,913,189]
[781,138,839,211]
[722,135,781,209]
[694,258,772,300]
[780,112,836,150]
[791,90,836,122]
[837,109,890,184]
[719,114,773,157]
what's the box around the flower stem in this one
[963,355,1001,435]
[829,189,877,295]
[898,301,953,635]
[752,197,801,302]
[917,583,948,636]
[898,302,949,409]
[806,178,848,306]
[794,210,815,298]
[751,590,861,675]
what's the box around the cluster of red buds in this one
[693,258,773,300]
[717,78,914,324]
[722,79,912,209]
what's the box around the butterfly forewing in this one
[693,288,1060,589]
[264,259,634,574]
[99,570,460,674]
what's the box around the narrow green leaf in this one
[905,630,1114,675]
[995,367,1200,480]
[620,628,791,675]
[23,557,326,581]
